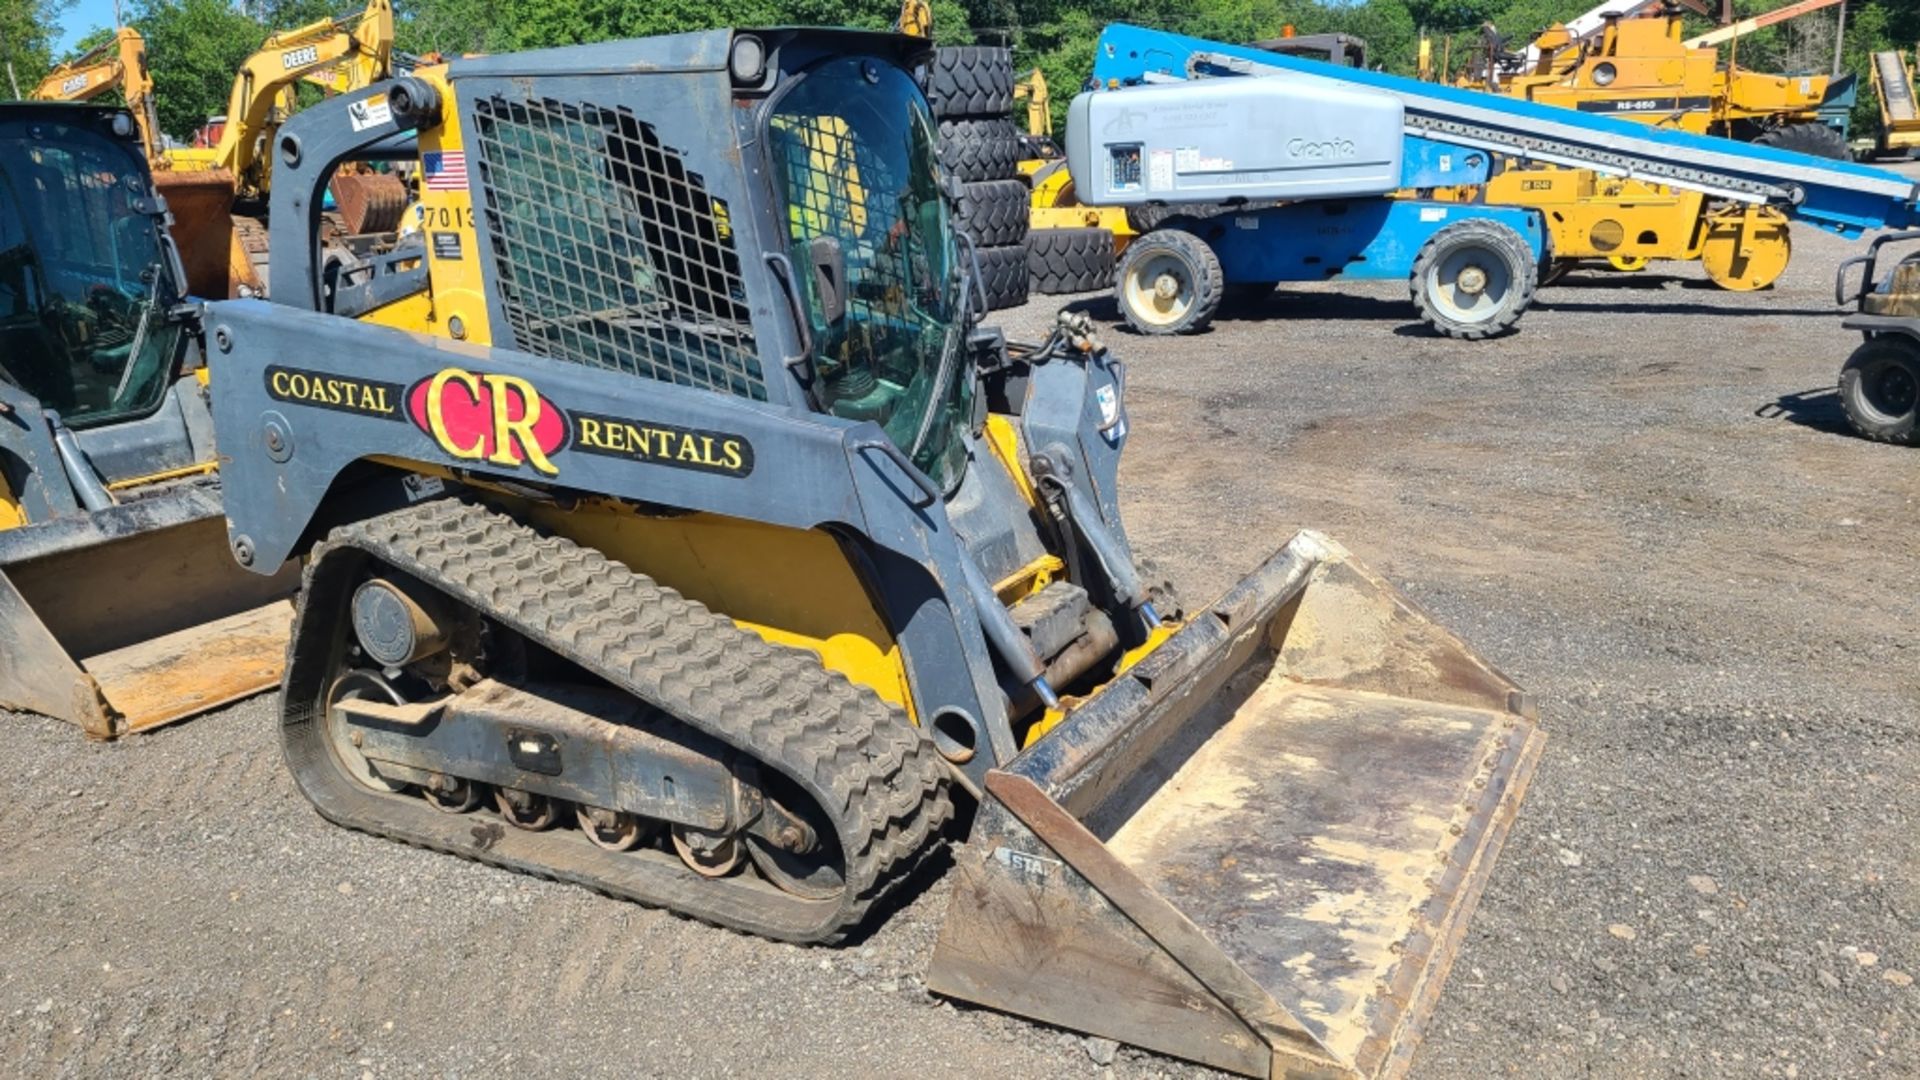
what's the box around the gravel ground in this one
[4,162,1917,1079]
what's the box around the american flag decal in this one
[423,150,468,192]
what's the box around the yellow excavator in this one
[167,0,405,294]
[27,27,240,300]
[1446,0,1853,289]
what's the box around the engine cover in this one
[1066,74,1404,204]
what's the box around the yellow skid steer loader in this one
[0,103,299,738]
[204,31,1543,1077]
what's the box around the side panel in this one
[1193,200,1545,284]
[205,300,1016,777]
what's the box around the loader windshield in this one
[770,56,973,490]
[0,117,181,429]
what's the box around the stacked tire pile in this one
[928,47,1029,311]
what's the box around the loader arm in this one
[29,28,164,168]
[188,0,395,198]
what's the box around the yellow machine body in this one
[1464,12,1829,136]
[1440,165,1791,289]
[1873,48,1920,154]
[164,0,395,198]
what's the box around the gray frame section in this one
[205,299,1010,783]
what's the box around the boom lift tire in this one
[286,499,955,942]
[936,118,1021,182]
[1026,227,1115,294]
[928,47,1014,119]
[954,178,1030,247]
[1838,336,1920,445]
[1753,122,1850,161]
[1410,218,1537,340]
[1115,228,1224,335]
[975,243,1030,310]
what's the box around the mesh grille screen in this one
[770,111,920,335]
[470,95,765,400]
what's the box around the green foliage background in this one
[22,0,1920,142]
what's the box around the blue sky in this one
[56,0,128,54]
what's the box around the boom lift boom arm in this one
[1087,23,1919,235]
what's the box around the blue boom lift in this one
[1067,24,1920,338]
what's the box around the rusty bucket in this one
[153,168,238,298]
[927,532,1545,1079]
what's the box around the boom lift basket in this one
[929,531,1544,1079]
[0,486,299,739]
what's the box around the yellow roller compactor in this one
[199,30,1542,1077]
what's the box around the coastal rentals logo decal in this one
[267,364,754,480]
[407,368,567,477]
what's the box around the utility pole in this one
[1831,0,1846,77]
[6,63,20,101]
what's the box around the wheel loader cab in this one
[0,110,184,437]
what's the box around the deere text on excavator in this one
[196,28,1542,1078]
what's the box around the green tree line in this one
[8,0,1917,141]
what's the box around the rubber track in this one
[284,499,953,943]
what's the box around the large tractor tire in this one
[1409,218,1537,340]
[1115,228,1223,335]
[937,118,1021,182]
[976,243,1030,311]
[1027,227,1115,294]
[928,47,1014,119]
[1838,336,1920,445]
[1752,122,1850,161]
[954,178,1029,248]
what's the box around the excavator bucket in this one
[152,169,239,298]
[0,486,299,739]
[928,532,1544,1079]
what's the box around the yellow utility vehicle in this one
[1464,2,1851,155]
[198,32,1544,1077]
[0,103,298,738]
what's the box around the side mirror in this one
[808,236,847,326]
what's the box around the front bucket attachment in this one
[0,484,299,739]
[153,169,238,299]
[927,532,1545,1079]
